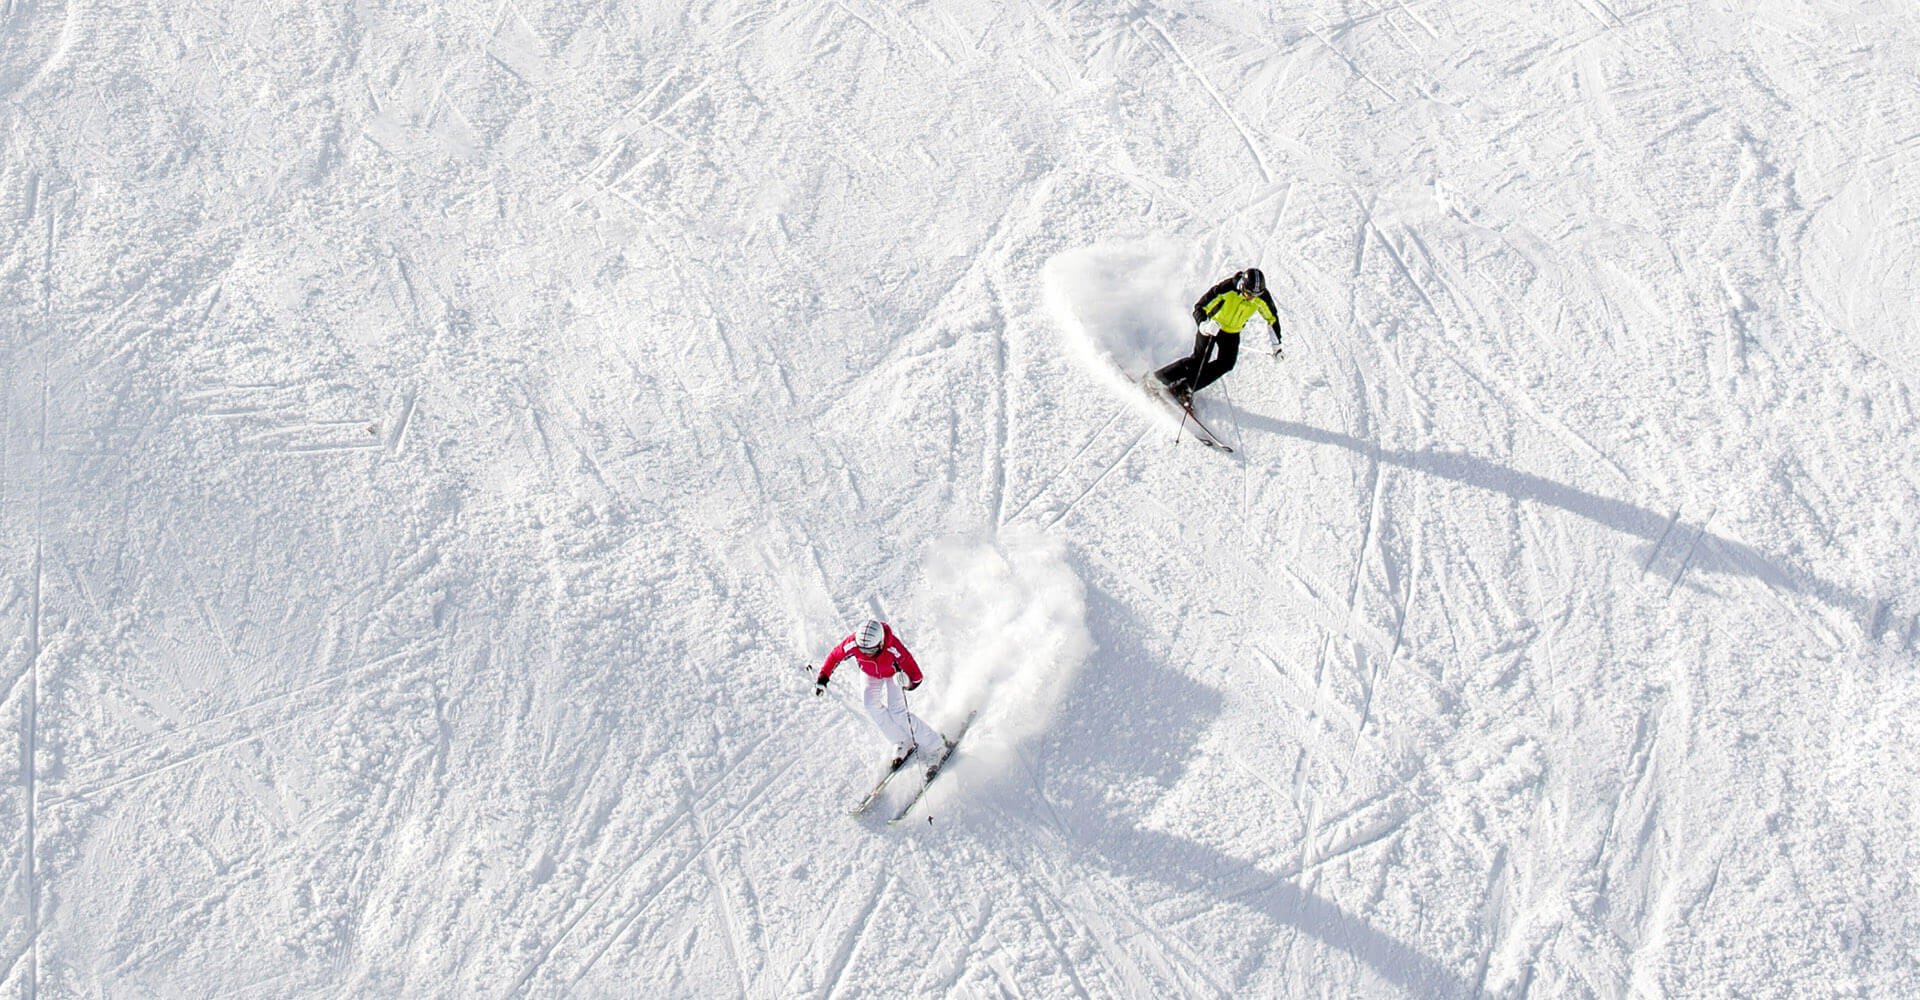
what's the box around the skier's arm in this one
[892,642,924,686]
[1255,290,1281,351]
[1191,278,1237,325]
[817,640,850,685]
[1254,290,1279,327]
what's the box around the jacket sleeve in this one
[1192,277,1238,324]
[1255,290,1280,329]
[890,633,924,685]
[818,638,850,683]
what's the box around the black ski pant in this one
[1154,331,1240,394]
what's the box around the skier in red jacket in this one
[815,619,948,767]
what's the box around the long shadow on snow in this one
[1006,578,1470,998]
[1222,407,1886,629]
[1080,816,1471,998]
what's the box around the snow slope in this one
[4,0,1919,996]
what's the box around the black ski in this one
[1138,374,1233,452]
[889,711,979,824]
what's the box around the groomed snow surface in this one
[5,1,1919,997]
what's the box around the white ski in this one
[889,711,979,824]
[849,752,914,816]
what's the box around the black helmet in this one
[1237,268,1266,297]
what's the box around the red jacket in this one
[817,624,924,684]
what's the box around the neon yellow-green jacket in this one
[1193,276,1278,334]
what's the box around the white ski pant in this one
[862,672,944,756]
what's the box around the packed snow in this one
[4,0,1918,997]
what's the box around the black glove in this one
[814,676,828,696]
[904,678,921,691]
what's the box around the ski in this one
[889,711,979,824]
[849,753,914,816]
[1138,374,1233,453]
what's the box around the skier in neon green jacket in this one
[1153,268,1281,403]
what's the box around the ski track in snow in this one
[3,0,1919,997]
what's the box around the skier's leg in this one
[1154,332,1214,392]
[903,709,946,750]
[863,673,914,756]
[879,677,945,755]
[1191,333,1240,391]
[1151,356,1193,390]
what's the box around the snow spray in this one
[907,527,1094,779]
[1042,238,1196,406]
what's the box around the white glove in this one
[1198,319,1221,337]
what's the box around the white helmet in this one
[855,619,886,654]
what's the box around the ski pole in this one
[897,667,920,754]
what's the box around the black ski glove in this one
[904,678,921,691]
[814,676,828,696]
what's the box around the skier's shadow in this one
[1006,582,1473,997]
[1078,816,1471,997]
[1223,407,1887,628]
